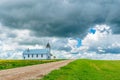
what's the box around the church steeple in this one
[46,42,51,49]
[46,42,51,59]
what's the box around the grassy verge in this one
[41,59,120,80]
[0,59,61,70]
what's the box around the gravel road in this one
[0,60,74,80]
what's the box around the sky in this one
[0,0,120,59]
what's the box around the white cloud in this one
[81,24,120,52]
[72,52,120,60]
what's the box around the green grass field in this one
[0,59,59,70]
[41,59,120,80]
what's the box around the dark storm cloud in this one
[7,33,17,38]
[89,48,120,54]
[0,0,120,37]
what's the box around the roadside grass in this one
[41,59,120,80]
[0,59,61,70]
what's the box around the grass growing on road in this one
[41,59,120,80]
[0,59,60,70]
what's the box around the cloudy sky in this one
[0,0,120,59]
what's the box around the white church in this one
[23,43,51,60]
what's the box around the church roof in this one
[23,49,49,55]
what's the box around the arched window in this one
[36,54,38,57]
[32,54,33,57]
[28,54,30,58]
[41,54,43,57]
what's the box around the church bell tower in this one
[46,42,51,49]
[46,42,51,59]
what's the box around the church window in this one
[41,54,43,57]
[28,54,30,57]
[36,54,38,57]
[32,54,33,57]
